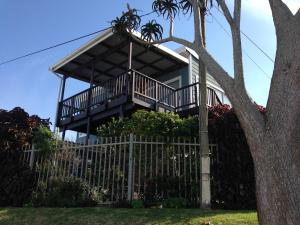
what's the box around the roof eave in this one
[49,28,114,73]
[49,29,189,74]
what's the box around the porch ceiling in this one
[50,29,189,84]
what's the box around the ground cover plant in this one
[30,177,100,207]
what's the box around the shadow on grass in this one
[0,207,258,225]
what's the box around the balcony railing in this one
[58,69,221,123]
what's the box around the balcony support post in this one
[128,41,133,70]
[56,75,67,136]
[60,75,67,102]
[85,63,95,145]
[128,41,134,100]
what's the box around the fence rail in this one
[23,135,217,206]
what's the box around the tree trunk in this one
[249,128,300,225]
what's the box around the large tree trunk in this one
[252,132,300,225]
[251,9,300,224]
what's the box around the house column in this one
[60,75,67,102]
[57,75,67,140]
[128,41,133,70]
[128,41,134,103]
[85,63,95,145]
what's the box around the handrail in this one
[176,82,199,91]
[59,69,223,122]
[62,71,130,103]
[131,69,176,91]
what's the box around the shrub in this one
[32,125,56,156]
[30,177,100,207]
[209,105,256,210]
[162,197,187,208]
[0,107,50,150]
[97,110,197,137]
[132,199,144,208]
[112,200,132,208]
[0,107,49,207]
[0,150,37,207]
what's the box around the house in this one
[50,29,228,142]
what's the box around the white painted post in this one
[127,133,134,203]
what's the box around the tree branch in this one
[231,0,245,90]
[196,44,265,141]
[297,7,300,15]
[217,0,234,26]
[233,0,241,24]
[129,32,195,50]
[269,0,293,32]
[192,0,203,46]
[195,46,234,95]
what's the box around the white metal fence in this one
[23,135,217,206]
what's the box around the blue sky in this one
[0,0,299,131]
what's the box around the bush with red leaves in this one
[208,104,265,210]
[0,107,49,206]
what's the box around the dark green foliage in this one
[142,176,197,208]
[30,177,100,207]
[32,125,56,155]
[132,199,144,208]
[97,110,198,137]
[163,197,187,208]
[0,107,49,206]
[0,150,37,207]
[112,200,132,208]
[209,104,256,210]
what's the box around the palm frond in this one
[111,4,141,34]
[141,20,164,42]
[179,0,215,15]
[179,0,193,15]
[152,0,180,19]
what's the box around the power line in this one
[213,6,275,64]
[0,10,155,67]
[240,30,275,63]
[0,27,111,66]
[209,12,272,80]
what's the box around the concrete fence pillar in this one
[201,154,211,208]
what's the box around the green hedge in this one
[97,110,198,137]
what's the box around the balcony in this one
[57,69,221,133]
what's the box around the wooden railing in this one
[60,72,130,120]
[59,69,222,122]
[132,70,176,108]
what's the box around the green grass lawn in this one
[0,208,258,225]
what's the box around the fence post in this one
[201,145,211,208]
[127,133,134,204]
[29,145,35,169]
